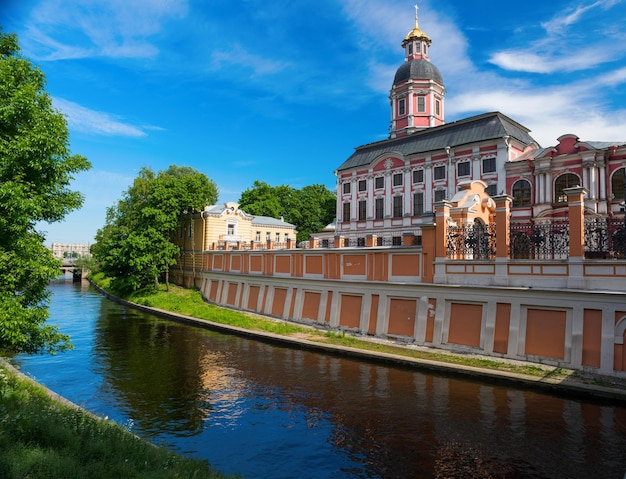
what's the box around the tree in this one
[0,30,91,354]
[92,166,218,293]
[238,181,335,242]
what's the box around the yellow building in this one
[176,202,297,251]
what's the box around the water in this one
[10,277,626,478]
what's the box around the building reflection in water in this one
[25,281,626,478]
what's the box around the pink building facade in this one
[328,9,626,247]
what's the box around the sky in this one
[2,0,626,246]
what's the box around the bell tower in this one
[390,5,445,138]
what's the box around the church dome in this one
[393,59,443,85]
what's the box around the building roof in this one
[203,203,295,229]
[251,215,296,228]
[393,59,443,85]
[584,141,626,150]
[336,111,538,172]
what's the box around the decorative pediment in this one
[449,180,495,223]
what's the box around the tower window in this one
[413,169,424,183]
[413,192,424,216]
[393,196,403,218]
[611,168,625,200]
[434,165,446,180]
[554,173,579,203]
[482,157,496,174]
[435,99,440,116]
[457,162,470,177]
[343,202,351,222]
[417,96,425,113]
[398,98,406,116]
[512,179,531,207]
[375,198,384,219]
[408,43,413,55]
[358,200,366,221]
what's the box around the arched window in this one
[554,173,579,203]
[512,179,531,207]
[611,168,625,201]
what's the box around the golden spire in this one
[403,4,431,46]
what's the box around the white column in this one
[589,167,597,200]
[385,171,392,217]
[424,163,433,211]
[403,167,411,217]
[599,166,606,199]
[367,174,374,220]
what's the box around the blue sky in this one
[3,0,626,246]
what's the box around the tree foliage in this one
[238,180,336,242]
[0,30,91,354]
[92,166,218,293]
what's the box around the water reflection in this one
[12,278,626,479]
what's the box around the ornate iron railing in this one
[584,217,626,259]
[447,222,496,260]
[510,222,569,259]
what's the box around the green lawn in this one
[0,363,235,479]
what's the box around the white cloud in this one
[24,0,188,60]
[52,98,154,137]
[210,44,291,77]
[339,0,473,92]
[489,48,617,74]
[489,0,626,74]
[449,85,626,146]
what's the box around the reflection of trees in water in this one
[93,301,214,436]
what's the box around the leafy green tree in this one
[238,181,335,242]
[92,166,218,293]
[0,30,91,354]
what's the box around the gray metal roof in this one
[393,59,443,85]
[584,141,626,150]
[251,215,295,228]
[203,204,294,228]
[337,112,538,172]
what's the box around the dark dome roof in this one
[393,59,443,85]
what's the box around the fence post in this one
[420,212,436,283]
[564,186,588,258]
[492,195,512,259]
[565,186,588,289]
[433,201,452,283]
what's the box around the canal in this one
[10,277,626,478]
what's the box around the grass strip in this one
[0,362,235,479]
[92,273,565,380]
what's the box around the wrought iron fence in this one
[584,217,626,259]
[510,222,569,260]
[446,222,496,260]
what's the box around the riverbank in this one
[90,275,626,403]
[0,359,233,479]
